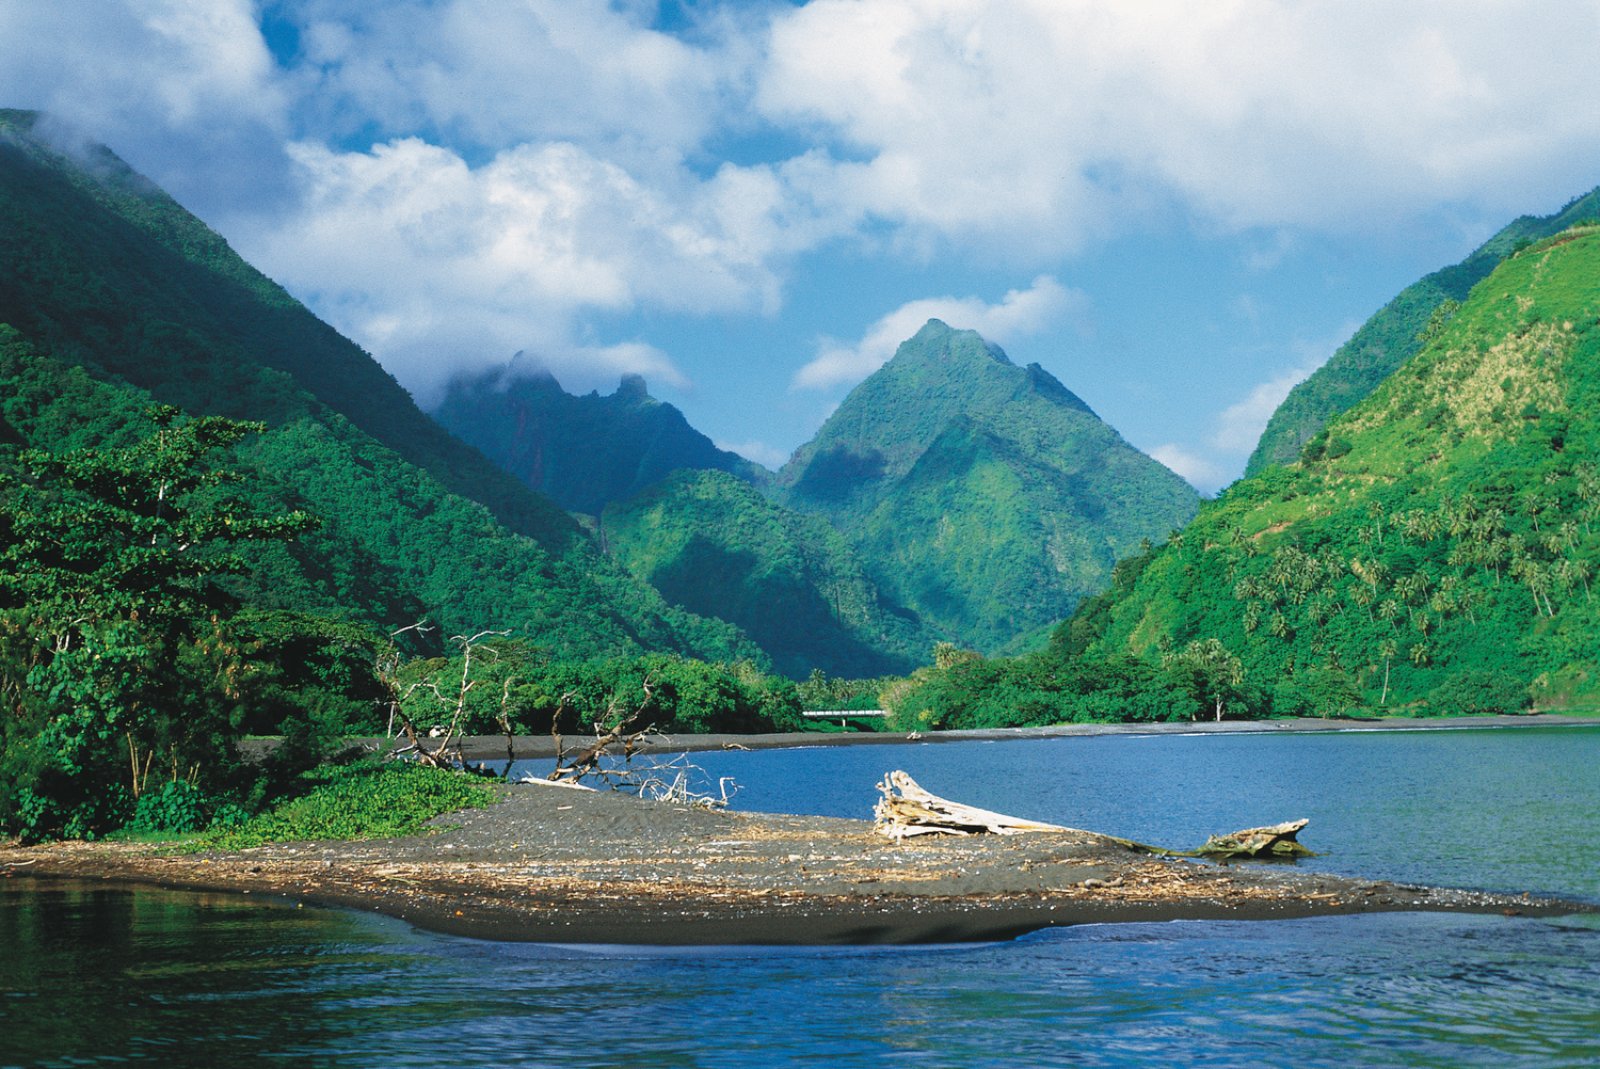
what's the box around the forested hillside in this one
[1247,186,1600,475]
[0,108,756,663]
[433,362,764,517]
[776,320,1199,652]
[601,470,938,678]
[0,113,813,839]
[1081,225,1600,713]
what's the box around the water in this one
[5,726,1599,1067]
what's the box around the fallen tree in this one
[872,771,1313,860]
[874,771,1071,839]
[1194,819,1313,859]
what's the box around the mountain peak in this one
[615,373,650,403]
[432,363,759,516]
[776,321,1197,649]
[901,319,1014,370]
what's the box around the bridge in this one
[800,709,887,727]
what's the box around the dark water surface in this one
[5,726,1600,1068]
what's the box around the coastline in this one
[441,711,1600,763]
[4,780,1592,946]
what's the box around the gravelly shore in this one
[3,780,1591,945]
[430,711,1600,764]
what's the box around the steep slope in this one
[0,111,758,662]
[601,470,938,678]
[775,321,1199,651]
[1085,226,1600,712]
[432,361,764,517]
[1247,186,1600,475]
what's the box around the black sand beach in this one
[4,758,1591,945]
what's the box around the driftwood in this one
[874,771,1069,840]
[1194,819,1313,859]
[872,771,1314,860]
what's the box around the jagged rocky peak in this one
[614,373,650,403]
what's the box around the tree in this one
[1164,639,1245,722]
[0,407,314,838]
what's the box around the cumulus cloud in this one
[7,0,1600,425]
[792,276,1087,391]
[0,0,290,211]
[759,0,1600,249]
[280,0,732,162]
[233,137,823,399]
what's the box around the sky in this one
[4,2,1600,493]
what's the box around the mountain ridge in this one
[775,319,1199,651]
[1246,185,1600,475]
[1079,224,1600,712]
[0,108,761,663]
[432,358,764,518]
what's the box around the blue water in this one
[5,726,1599,1068]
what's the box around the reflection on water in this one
[6,727,1600,1068]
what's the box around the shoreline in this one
[436,711,1600,763]
[4,781,1593,946]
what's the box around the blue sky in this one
[4,2,1600,492]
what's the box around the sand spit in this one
[2,783,1589,945]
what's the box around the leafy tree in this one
[1164,639,1245,722]
[0,407,312,838]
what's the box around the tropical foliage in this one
[602,470,936,678]
[1247,185,1600,474]
[1082,225,1600,715]
[774,320,1199,652]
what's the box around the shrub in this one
[197,761,495,850]
[1425,671,1529,716]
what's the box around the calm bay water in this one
[4,726,1600,1068]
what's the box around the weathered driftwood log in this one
[874,771,1069,840]
[1194,819,1313,859]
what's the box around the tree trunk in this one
[874,771,1070,840]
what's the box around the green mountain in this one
[0,109,757,662]
[432,361,763,517]
[1246,186,1600,476]
[601,469,937,678]
[775,320,1200,651]
[1080,224,1600,713]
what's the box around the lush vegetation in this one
[774,320,1199,652]
[433,364,763,518]
[849,226,1600,728]
[0,114,813,843]
[390,631,807,738]
[0,108,757,666]
[1078,226,1600,715]
[200,761,497,850]
[602,470,936,678]
[1247,185,1600,474]
[0,388,809,841]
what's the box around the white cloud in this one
[0,0,290,210]
[280,0,732,162]
[0,0,283,130]
[1210,365,1317,455]
[792,276,1087,391]
[1148,444,1226,495]
[716,438,791,471]
[759,0,1600,249]
[234,137,815,400]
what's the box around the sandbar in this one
[2,782,1589,945]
